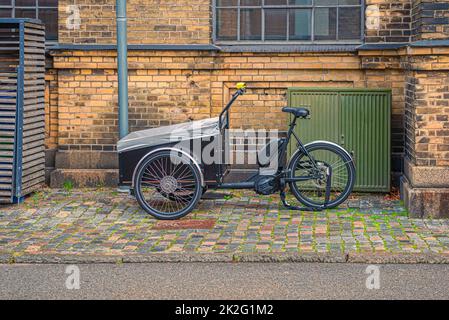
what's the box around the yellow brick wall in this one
[365,0,411,43]
[412,0,449,41]
[404,47,449,167]
[44,57,58,149]
[48,50,406,161]
[58,0,211,44]
[57,0,449,45]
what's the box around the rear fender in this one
[287,141,353,170]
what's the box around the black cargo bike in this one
[118,83,356,220]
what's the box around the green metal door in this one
[290,91,340,144]
[288,88,391,192]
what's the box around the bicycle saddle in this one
[282,107,310,118]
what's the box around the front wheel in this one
[288,142,356,209]
[133,150,202,220]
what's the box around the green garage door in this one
[288,88,391,192]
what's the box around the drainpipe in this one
[116,0,128,139]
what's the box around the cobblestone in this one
[0,188,448,260]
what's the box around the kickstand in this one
[279,190,324,212]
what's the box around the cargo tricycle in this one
[118,83,356,220]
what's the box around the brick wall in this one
[361,57,406,164]
[55,0,449,46]
[58,0,417,45]
[404,73,417,163]
[48,50,406,175]
[58,0,211,44]
[348,0,411,43]
[412,0,449,40]
[401,46,449,218]
[404,48,449,167]
[44,57,58,149]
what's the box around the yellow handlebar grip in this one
[236,82,247,90]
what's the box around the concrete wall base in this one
[401,177,449,219]
[50,169,119,188]
[44,148,57,186]
[55,151,118,169]
[404,159,449,188]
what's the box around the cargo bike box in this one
[118,83,356,220]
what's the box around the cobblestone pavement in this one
[0,188,449,260]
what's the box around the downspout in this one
[116,0,128,139]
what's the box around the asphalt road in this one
[0,263,448,300]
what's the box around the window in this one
[215,0,362,43]
[0,0,58,40]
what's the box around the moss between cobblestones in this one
[1,188,447,260]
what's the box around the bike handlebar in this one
[219,87,245,130]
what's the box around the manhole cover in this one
[152,219,216,230]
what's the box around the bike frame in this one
[215,89,322,191]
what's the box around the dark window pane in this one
[216,0,237,6]
[289,9,311,40]
[339,0,360,4]
[240,8,261,40]
[15,0,36,6]
[38,0,58,7]
[289,0,312,4]
[241,0,261,5]
[338,7,360,40]
[264,0,287,5]
[265,9,287,40]
[314,7,336,40]
[216,8,238,40]
[0,8,12,17]
[39,8,57,40]
[214,0,362,43]
[0,0,12,5]
[15,8,36,19]
[314,0,337,5]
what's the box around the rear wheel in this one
[133,150,202,220]
[288,142,355,208]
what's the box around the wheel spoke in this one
[289,145,354,207]
[136,153,200,218]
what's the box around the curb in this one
[2,252,449,264]
[347,253,449,264]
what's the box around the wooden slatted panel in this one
[19,21,45,199]
[0,24,19,204]
[0,20,45,203]
[24,23,44,185]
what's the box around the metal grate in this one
[0,18,45,204]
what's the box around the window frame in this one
[213,0,365,45]
[0,0,58,42]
